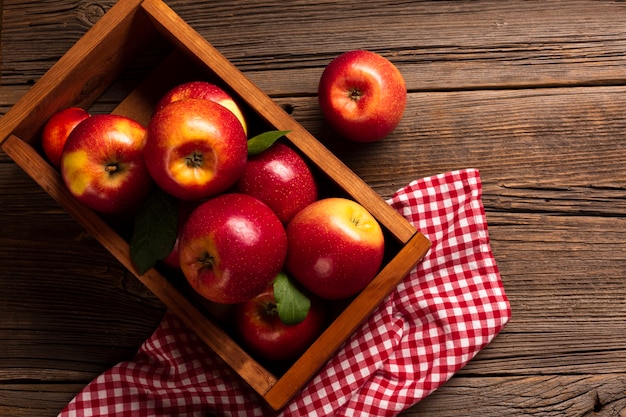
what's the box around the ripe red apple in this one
[41,107,90,169]
[144,98,248,201]
[60,114,152,214]
[285,197,385,300]
[234,285,326,362]
[235,142,318,224]
[317,50,407,143]
[178,193,288,304]
[155,81,248,135]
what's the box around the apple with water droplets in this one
[234,283,326,362]
[285,197,385,300]
[178,193,288,304]
[41,107,90,169]
[144,98,248,201]
[236,142,318,224]
[60,114,152,214]
[154,81,248,135]
[318,50,407,143]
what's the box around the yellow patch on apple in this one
[168,151,217,186]
[61,150,91,195]
[333,199,383,243]
[217,99,248,135]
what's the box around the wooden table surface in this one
[2,0,626,415]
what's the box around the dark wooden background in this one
[2,0,626,415]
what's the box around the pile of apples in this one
[40,50,406,363]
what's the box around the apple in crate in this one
[178,193,288,304]
[286,197,385,300]
[154,81,248,135]
[60,114,153,214]
[235,279,326,362]
[236,142,318,224]
[144,98,248,201]
[317,50,407,143]
[41,107,91,169]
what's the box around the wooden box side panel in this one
[0,0,156,146]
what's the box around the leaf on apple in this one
[273,272,311,326]
[130,188,179,275]
[247,130,291,156]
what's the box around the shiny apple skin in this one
[41,107,91,169]
[144,98,248,201]
[234,286,326,362]
[236,142,318,224]
[285,197,385,300]
[60,114,152,214]
[178,193,288,304]
[318,50,407,143]
[154,81,248,135]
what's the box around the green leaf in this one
[247,130,291,156]
[273,272,311,325]
[130,188,179,275]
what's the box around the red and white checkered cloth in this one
[59,168,511,416]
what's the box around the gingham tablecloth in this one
[59,168,511,416]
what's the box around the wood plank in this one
[401,375,626,416]
[0,384,86,417]
[4,1,626,92]
[4,375,624,417]
[169,0,626,93]
[2,375,624,417]
[269,87,626,200]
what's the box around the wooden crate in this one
[0,0,431,410]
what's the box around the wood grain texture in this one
[402,375,626,416]
[2,0,626,415]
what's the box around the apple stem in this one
[197,251,214,270]
[186,152,204,168]
[105,163,118,173]
[264,302,278,317]
[348,88,362,102]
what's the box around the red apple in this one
[60,114,152,214]
[234,284,326,362]
[178,193,288,304]
[155,81,248,135]
[317,50,407,143]
[41,107,90,169]
[235,142,318,224]
[285,197,385,300]
[144,98,248,201]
